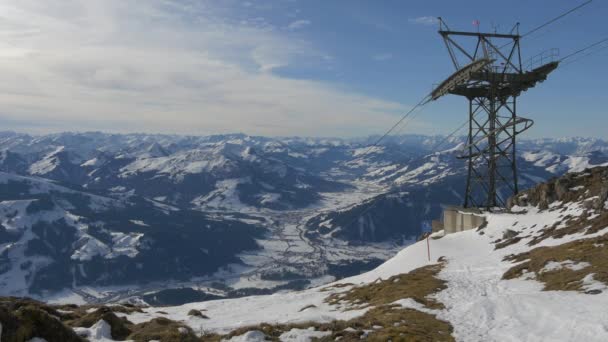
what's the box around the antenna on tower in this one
[431,19,559,209]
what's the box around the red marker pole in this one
[427,235,431,262]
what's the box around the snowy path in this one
[433,225,608,342]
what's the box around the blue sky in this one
[0,0,606,138]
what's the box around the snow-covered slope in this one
[100,166,607,341]
[523,150,608,174]
[3,166,608,341]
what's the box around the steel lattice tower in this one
[431,19,559,208]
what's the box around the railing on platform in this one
[525,48,560,70]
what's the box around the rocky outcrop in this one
[0,297,84,342]
[508,166,608,210]
[0,297,201,341]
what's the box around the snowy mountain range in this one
[0,172,264,298]
[0,131,607,302]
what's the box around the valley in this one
[1,131,607,305]
[47,183,402,305]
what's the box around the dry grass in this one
[0,304,85,342]
[188,308,209,319]
[505,166,608,246]
[128,317,200,342]
[502,166,608,248]
[503,234,608,293]
[495,236,524,250]
[342,305,454,342]
[105,303,146,314]
[494,229,534,250]
[66,305,207,341]
[326,263,447,310]
[65,306,134,340]
[213,263,454,342]
[214,305,453,342]
[0,297,205,341]
[527,210,608,246]
[0,263,454,341]
[319,282,353,292]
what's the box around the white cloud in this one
[287,19,311,30]
[409,16,439,26]
[373,53,393,61]
[0,1,404,137]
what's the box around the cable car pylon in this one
[431,18,559,209]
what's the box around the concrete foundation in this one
[432,206,486,234]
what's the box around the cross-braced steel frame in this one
[436,19,551,209]
[463,96,532,208]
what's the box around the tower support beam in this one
[432,23,557,209]
[463,95,521,208]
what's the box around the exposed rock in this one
[0,296,212,341]
[502,229,519,240]
[1,305,84,342]
[187,309,209,319]
[585,289,603,295]
[127,317,200,342]
[508,166,608,210]
[66,306,133,340]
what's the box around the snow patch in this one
[28,146,66,175]
[71,231,142,261]
[73,319,114,341]
[279,327,332,341]
[581,274,607,293]
[540,260,591,273]
[192,178,250,211]
[71,236,111,261]
[392,298,438,315]
[258,193,281,205]
[129,220,149,227]
[353,146,383,157]
[225,330,267,341]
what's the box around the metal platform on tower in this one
[431,18,559,209]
